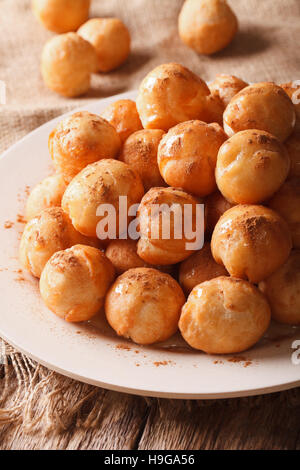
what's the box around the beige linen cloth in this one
[0,0,300,450]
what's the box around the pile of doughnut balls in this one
[20,62,300,355]
[34,0,238,98]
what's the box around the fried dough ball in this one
[120,129,167,191]
[105,268,185,345]
[78,18,131,72]
[259,250,300,325]
[100,100,143,143]
[223,82,296,142]
[158,121,227,197]
[205,190,233,234]
[136,63,210,131]
[285,132,300,178]
[178,0,238,55]
[280,82,300,131]
[216,130,290,204]
[209,74,248,108]
[40,245,115,322]
[41,33,98,97]
[179,277,271,354]
[49,112,121,183]
[62,159,144,238]
[268,178,300,248]
[19,207,97,278]
[137,187,203,265]
[32,0,91,33]
[179,242,228,295]
[211,205,292,283]
[25,174,67,221]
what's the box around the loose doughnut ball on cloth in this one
[178,0,238,55]
[120,129,167,191]
[32,0,91,33]
[62,159,144,238]
[285,132,300,178]
[209,74,248,108]
[105,268,185,345]
[19,207,97,278]
[100,100,143,143]
[280,82,300,131]
[223,82,296,142]
[158,120,227,197]
[179,277,271,354]
[136,63,210,131]
[179,242,228,295]
[211,205,292,283]
[78,18,131,72]
[137,187,204,265]
[25,174,67,221]
[49,111,121,183]
[205,190,233,234]
[268,178,300,248]
[40,245,115,323]
[41,33,98,97]
[216,130,290,204]
[259,250,300,325]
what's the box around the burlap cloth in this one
[0,0,300,450]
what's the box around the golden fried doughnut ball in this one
[209,74,248,108]
[137,187,203,265]
[41,33,98,97]
[211,205,292,283]
[40,245,115,322]
[205,190,233,234]
[100,100,143,143]
[179,277,271,354]
[259,250,300,325]
[179,242,228,295]
[216,130,290,204]
[158,120,227,197]
[62,159,144,238]
[32,0,90,33]
[268,178,300,248]
[280,82,300,131]
[285,132,300,178]
[120,129,167,191]
[136,63,210,131]
[105,268,185,345]
[223,82,296,142]
[178,0,238,55]
[25,174,67,221]
[49,111,121,183]
[19,207,97,278]
[78,18,131,72]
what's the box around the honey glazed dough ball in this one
[178,0,238,55]
[137,187,203,266]
[223,82,296,142]
[285,132,300,178]
[19,207,98,278]
[268,178,300,248]
[179,242,228,295]
[78,18,131,72]
[105,268,185,345]
[216,130,291,204]
[100,100,143,143]
[259,250,300,325]
[41,33,98,98]
[120,129,167,191]
[209,74,248,108]
[32,0,91,33]
[62,159,144,238]
[158,120,228,197]
[205,190,233,234]
[179,277,271,354]
[211,205,292,283]
[280,82,300,131]
[40,245,115,323]
[136,63,210,131]
[25,174,67,221]
[49,111,121,183]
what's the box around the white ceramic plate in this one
[0,90,300,399]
